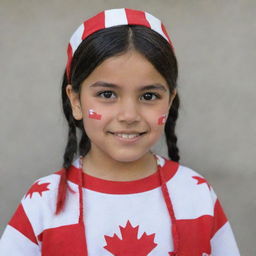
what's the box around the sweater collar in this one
[65,154,179,194]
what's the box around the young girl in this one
[0,8,240,256]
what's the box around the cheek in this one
[157,114,168,125]
[147,104,169,126]
[82,107,110,135]
[145,111,168,134]
[86,107,114,122]
[146,103,170,136]
[155,100,170,126]
[88,109,102,120]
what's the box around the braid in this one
[165,93,180,162]
[63,117,78,169]
[56,72,79,214]
[79,131,91,157]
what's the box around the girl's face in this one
[67,50,176,163]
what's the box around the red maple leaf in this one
[104,220,157,256]
[25,181,50,198]
[192,176,211,190]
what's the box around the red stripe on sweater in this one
[212,199,228,237]
[55,159,179,194]
[176,215,213,255]
[9,203,38,245]
[38,223,87,255]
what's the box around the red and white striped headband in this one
[66,8,173,82]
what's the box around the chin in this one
[109,150,149,163]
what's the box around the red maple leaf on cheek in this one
[25,181,50,198]
[104,221,157,256]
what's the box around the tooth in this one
[116,133,139,139]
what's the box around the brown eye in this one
[97,91,116,99]
[141,92,160,101]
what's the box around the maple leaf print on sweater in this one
[192,176,211,190]
[25,181,50,198]
[104,220,157,256]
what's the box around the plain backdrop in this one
[1,0,255,255]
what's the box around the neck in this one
[80,150,157,182]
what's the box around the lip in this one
[109,131,146,135]
[108,131,147,143]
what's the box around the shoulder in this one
[158,155,219,218]
[19,171,62,225]
[20,167,80,217]
[6,170,64,243]
[157,154,210,188]
[159,155,212,192]
[174,163,212,189]
[22,171,61,204]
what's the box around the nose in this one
[116,98,141,124]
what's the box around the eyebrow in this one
[89,81,168,92]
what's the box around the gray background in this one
[0,0,255,255]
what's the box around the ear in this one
[168,89,177,109]
[66,84,83,120]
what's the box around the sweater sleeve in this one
[0,203,41,255]
[210,192,240,256]
[0,174,60,256]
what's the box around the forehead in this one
[81,50,169,90]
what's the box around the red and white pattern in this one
[158,114,167,125]
[0,155,240,255]
[88,109,102,120]
[66,8,173,80]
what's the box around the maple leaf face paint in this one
[158,114,168,125]
[88,109,102,120]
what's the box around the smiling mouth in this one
[108,132,147,139]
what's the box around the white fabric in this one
[0,225,40,256]
[145,12,168,41]
[211,222,240,256]
[168,166,216,219]
[105,8,128,28]
[70,23,84,53]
